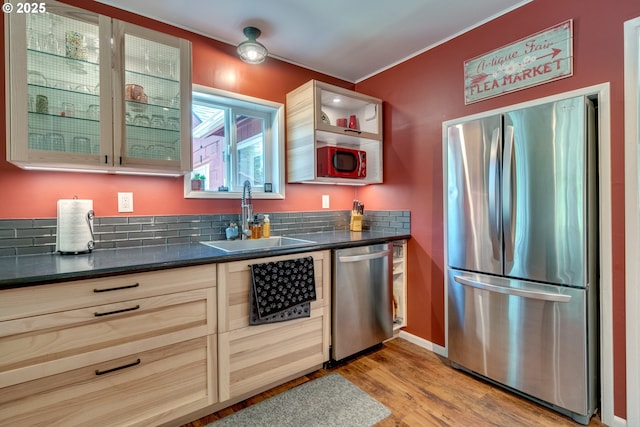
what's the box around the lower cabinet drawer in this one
[0,288,215,387]
[0,264,217,322]
[218,312,326,402]
[0,336,216,427]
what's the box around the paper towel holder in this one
[56,197,96,254]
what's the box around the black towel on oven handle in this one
[249,256,316,324]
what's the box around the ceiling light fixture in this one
[237,26,268,64]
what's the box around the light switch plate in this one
[118,192,134,213]
[322,195,330,209]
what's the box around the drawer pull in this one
[93,283,140,293]
[94,304,140,317]
[95,358,141,376]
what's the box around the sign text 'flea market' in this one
[464,20,573,104]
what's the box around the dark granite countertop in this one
[0,230,410,289]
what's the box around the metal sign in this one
[464,20,573,104]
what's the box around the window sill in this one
[183,188,285,199]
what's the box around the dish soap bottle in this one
[262,214,271,238]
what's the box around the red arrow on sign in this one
[537,48,562,61]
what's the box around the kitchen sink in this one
[201,236,316,253]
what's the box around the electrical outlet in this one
[322,195,330,209]
[118,192,134,213]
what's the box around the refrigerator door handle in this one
[502,125,515,261]
[489,127,500,261]
[453,274,572,303]
[338,250,391,263]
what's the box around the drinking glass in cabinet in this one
[45,133,65,151]
[62,102,75,117]
[167,116,179,130]
[87,104,100,120]
[28,133,44,149]
[151,114,165,128]
[134,114,150,126]
[70,136,91,153]
[129,144,146,157]
[27,71,47,86]
[75,84,93,94]
[42,15,62,55]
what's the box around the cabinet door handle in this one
[95,358,141,376]
[93,283,140,293]
[94,304,140,317]
[343,128,362,135]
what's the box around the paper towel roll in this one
[56,199,94,254]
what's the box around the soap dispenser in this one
[250,214,262,239]
[262,214,271,238]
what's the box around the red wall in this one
[2,0,638,419]
[0,0,357,219]
[356,0,640,418]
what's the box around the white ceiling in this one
[95,0,532,83]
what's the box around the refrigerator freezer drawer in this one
[447,269,597,421]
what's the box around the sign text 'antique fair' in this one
[464,20,573,104]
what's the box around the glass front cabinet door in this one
[5,1,192,174]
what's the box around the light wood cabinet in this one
[216,250,331,402]
[5,0,192,174]
[0,264,217,427]
[393,240,408,330]
[286,80,383,184]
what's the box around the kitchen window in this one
[184,85,285,199]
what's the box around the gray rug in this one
[207,373,391,427]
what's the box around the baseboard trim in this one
[611,415,627,427]
[398,330,446,357]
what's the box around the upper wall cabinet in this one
[5,0,192,175]
[286,80,383,184]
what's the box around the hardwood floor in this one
[182,337,606,427]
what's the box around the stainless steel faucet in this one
[241,180,253,240]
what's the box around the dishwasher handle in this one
[454,274,572,303]
[338,249,391,263]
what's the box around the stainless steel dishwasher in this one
[331,243,393,361]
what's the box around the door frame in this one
[442,82,613,426]
[624,15,640,427]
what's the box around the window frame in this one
[184,84,285,199]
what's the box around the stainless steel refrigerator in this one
[446,95,598,424]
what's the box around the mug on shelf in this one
[348,115,358,130]
[65,31,88,61]
[125,84,147,103]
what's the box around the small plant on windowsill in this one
[191,173,206,191]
